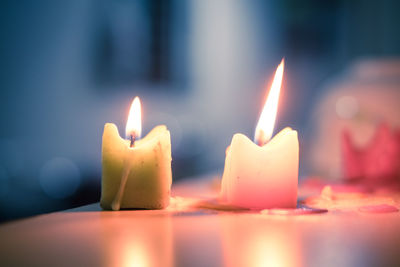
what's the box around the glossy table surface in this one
[1,176,400,267]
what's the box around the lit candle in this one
[100,97,172,210]
[220,59,299,209]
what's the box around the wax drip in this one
[111,162,132,211]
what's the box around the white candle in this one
[220,60,299,209]
[100,97,172,210]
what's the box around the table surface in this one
[1,176,400,267]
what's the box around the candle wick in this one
[130,135,135,148]
[255,130,270,146]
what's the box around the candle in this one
[220,59,299,209]
[100,97,172,210]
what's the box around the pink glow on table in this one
[358,204,399,213]
[261,207,328,215]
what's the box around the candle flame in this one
[254,58,284,145]
[126,96,142,140]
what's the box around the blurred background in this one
[0,0,399,221]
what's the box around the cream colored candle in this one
[220,59,299,209]
[100,97,172,210]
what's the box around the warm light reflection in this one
[122,243,148,267]
[220,216,301,267]
[252,233,293,267]
[254,59,285,145]
[126,96,142,139]
[101,215,173,267]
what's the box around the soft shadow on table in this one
[61,202,220,217]
[62,203,103,212]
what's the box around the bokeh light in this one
[39,157,81,199]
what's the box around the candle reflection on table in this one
[99,214,174,267]
[219,215,302,267]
